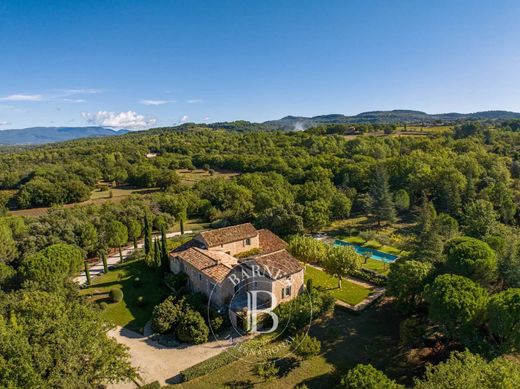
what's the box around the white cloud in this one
[0,121,11,126]
[82,111,157,129]
[0,94,43,101]
[61,88,102,95]
[187,99,203,104]
[139,99,174,106]
[63,98,85,103]
[180,115,189,123]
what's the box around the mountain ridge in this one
[0,126,129,145]
[263,109,520,130]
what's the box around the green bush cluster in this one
[151,295,209,344]
[291,333,321,359]
[274,290,335,335]
[109,288,124,303]
[351,268,387,286]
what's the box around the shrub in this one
[99,302,108,310]
[133,277,142,287]
[351,268,387,286]
[255,361,279,381]
[109,288,123,303]
[176,309,209,344]
[151,295,184,334]
[275,290,333,335]
[135,296,146,307]
[340,364,403,389]
[210,315,224,332]
[292,333,321,359]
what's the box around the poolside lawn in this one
[361,257,390,275]
[304,265,372,306]
[80,259,169,332]
[344,236,366,244]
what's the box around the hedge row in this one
[352,268,387,286]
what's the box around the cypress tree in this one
[144,212,152,257]
[101,249,108,273]
[154,238,161,268]
[84,260,91,286]
[160,227,169,272]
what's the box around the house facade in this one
[169,223,304,314]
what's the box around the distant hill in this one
[263,110,520,130]
[0,126,129,145]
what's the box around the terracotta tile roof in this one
[199,223,257,247]
[240,249,303,280]
[174,247,237,283]
[258,229,288,254]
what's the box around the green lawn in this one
[343,236,365,244]
[80,259,169,332]
[361,257,390,275]
[304,265,372,306]
[172,302,413,388]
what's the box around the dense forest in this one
[1,120,520,387]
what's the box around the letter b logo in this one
[246,290,278,333]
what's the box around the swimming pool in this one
[334,240,398,263]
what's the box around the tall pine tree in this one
[369,166,396,226]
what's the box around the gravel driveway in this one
[107,326,235,388]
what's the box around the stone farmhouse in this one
[169,223,304,316]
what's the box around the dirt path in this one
[107,326,236,388]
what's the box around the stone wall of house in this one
[179,260,235,307]
[206,235,260,256]
[271,269,305,305]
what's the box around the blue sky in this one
[1,0,519,129]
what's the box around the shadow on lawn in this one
[299,299,416,388]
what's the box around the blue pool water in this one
[334,240,398,263]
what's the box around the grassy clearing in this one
[304,265,372,306]
[172,302,413,388]
[80,259,169,332]
[176,168,239,186]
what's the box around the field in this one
[176,168,239,186]
[172,301,413,388]
[80,259,169,332]
[304,265,372,306]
